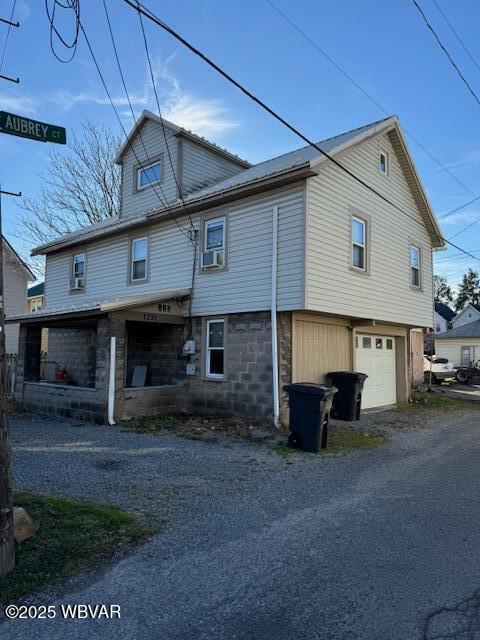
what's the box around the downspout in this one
[108,336,116,426]
[271,205,280,428]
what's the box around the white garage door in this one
[355,335,396,409]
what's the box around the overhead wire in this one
[0,0,17,73]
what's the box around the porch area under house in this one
[12,290,192,423]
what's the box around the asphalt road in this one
[3,407,480,639]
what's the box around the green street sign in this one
[0,111,66,144]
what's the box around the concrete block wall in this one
[188,311,275,422]
[47,327,97,387]
[277,312,292,428]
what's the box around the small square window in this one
[379,151,388,174]
[376,338,383,349]
[362,337,372,349]
[386,339,393,350]
[137,161,161,190]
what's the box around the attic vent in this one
[158,303,172,313]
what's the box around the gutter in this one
[271,205,280,428]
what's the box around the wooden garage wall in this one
[292,313,352,384]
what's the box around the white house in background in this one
[435,321,480,367]
[10,112,444,424]
[434,302,455,334]
[3,238,35,354]
[452,303,480,329]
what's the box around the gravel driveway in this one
[3,405,480,639]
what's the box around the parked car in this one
[423,355,456,384]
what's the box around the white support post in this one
[271,205,280,428]
[108,336,116,425]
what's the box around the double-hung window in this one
[202,217,225,269]
[410,245,421,287]
[379,150,389,175]
[130,237,148,282]
[137,160,162,191]
[206,319,225,378]
[71,253,85,290]
[352,217,367,271]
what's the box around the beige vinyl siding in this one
[305,132,434,327]
[181,139,244,196]
[434,338,480,367]
[44,184,305,315]
[120,119,178,219]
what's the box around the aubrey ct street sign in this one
[0,111,66,144]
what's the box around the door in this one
[356,335,396,409]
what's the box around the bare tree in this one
[18,121,121,247]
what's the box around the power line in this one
[432,0,480,75]
[136,3,193,226]
[410,0,480,108]
[63,2,194,242]
[45,0,80,64]
[439,194,480,219]
[123,0,480,266]
[266,0,476,198]
[0,0,17,73]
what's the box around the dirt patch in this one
[122,414,278,443]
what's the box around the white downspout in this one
[108,336,116,425]
[271,205,280,428]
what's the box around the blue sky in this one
[1,0,480,290]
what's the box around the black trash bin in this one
[326,371,368,421]
[284,383,337,452]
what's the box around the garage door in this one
[355,335,396,409]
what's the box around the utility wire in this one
[267,0,476,198]
[123,0,480,265]
[410,0,480,108]
[0,0,17,73]
[136,2,191,224]
[439,194,480,219]
[64,1,194,242]
[432,0,480,75]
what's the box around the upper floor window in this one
[410,245,421,287]
[71,253,85,290]
[201,217,225,269]
[137,160,162,191]
[352,216,366,271]
[30,298,42,312]
[379,150,389,175]
[206,319,225,378]
[130,237,148,282]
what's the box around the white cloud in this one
[439,209,480,225]
[47,53,239,137]
[0,92,37,115]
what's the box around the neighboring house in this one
[452,303,480,329]
[27,282,44,312]
[434,302,455,334]
[2,238,34,354]
[435,321,480,367]
[9,111,443,425]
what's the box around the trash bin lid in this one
[327,371,368,382]
[284,383,337,396]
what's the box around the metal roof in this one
[435,319,480,339]
[27,282,44,298]
[7,287,191,323]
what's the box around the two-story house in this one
[9,111,443,425]
[2,237,35,354]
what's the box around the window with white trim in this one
[352,216,366,270]
[70,253,85,290]
[137,160,161,190]
[410,245,421,287]
[130,237,148,282]
[206,319,224,378]
[379,150,389,175]
[202,217,225,269]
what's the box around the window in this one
[70,253,85,290]
[352,217,366,270]
[386,339,393,350]
[31,298,42,312]
[376,338,383,349]
[410,245,421,287]
[362,337,372,349]
[206,319,224,378]
[130,237,148,282]
[137,160,161,190]
[379,150,389,175]
[202,217,225,268]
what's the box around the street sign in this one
[0,111,66,144]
